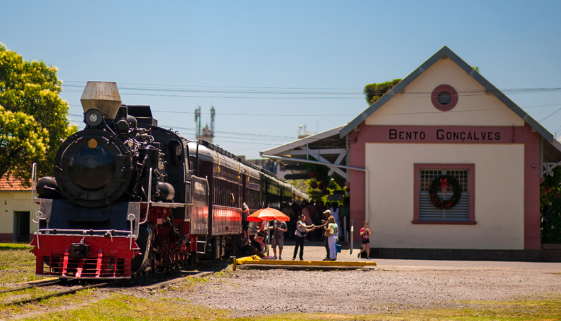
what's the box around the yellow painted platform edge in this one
[238,260,376,267]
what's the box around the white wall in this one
[365,143,525,249]
[365,58,524,127]
[0,191,36,238]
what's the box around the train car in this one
[28,81,307,279]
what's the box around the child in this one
[358,221,371,259]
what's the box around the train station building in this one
[263,46,561,259]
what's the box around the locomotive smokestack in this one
[80,81,122,120]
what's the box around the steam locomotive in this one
[30,81,307,279]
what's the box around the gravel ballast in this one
[136,264,561,316]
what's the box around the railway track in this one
[2,268,213,306]
[0,279,59,294]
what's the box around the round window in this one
[431,85,458,111]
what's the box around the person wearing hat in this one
[317,209,332,260]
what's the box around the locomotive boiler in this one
[30,81,308,279]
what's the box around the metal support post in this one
[350,219,354,254]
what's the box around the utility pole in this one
[210,106,215,138]
[195,106,201,138]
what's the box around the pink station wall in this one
[348,121,541,250]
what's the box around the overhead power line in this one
[60,82,561,100]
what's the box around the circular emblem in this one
[431,85,458,111]
[87,138,98,149]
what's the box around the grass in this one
[0,243,45,285]
[10,292,229,321]
[0,292,558,320]
[0,243,32,250]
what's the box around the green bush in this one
[363,79,402,105]
[543,198,561,244]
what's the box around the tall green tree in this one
[363,79,402,105]
[0,43,77,183]
[0,107,48,180]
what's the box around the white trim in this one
[260,126,344,156]
[284,148,347,156]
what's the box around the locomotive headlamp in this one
[87,138,98,149]
[84,108,104,127]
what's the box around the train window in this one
[168,141,183,166]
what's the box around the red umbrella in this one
[247,208,290,222]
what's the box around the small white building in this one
[0,175,34,242]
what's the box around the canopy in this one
[247,208,290,222]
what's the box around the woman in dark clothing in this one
[292,214,315,260]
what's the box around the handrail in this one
[139,168,153,225]
[31,163,38,224]
[36,228,131,234]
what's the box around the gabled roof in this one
[340,46,555,143]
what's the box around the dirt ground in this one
[2,243,561,319]
[119,257,561,317]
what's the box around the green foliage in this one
[285,179,307,192]
[544,197,561,244]
[428,175,462,209]
[305,158,330,183]
[0,43,78,184]
[305,178,346,205]
[0,106,48,181]
[363,79,402,105]
[540,167,561,206]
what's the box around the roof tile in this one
[0,174,31,191]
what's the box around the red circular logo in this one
[431,85,458,111]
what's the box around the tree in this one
[0,43,78,183]
[0,107,48,180]
[540,167,561,244]
[363,79,402,105]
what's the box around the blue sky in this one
[2,1,560,158]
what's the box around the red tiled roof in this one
[0,174,31,191]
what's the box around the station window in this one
[413,164,475,224]
[431,85,458,111]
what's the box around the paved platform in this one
[271,240,561,270]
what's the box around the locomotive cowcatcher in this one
[30,81,307,279]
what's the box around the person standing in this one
[292,214,315,260]
[358,221,371,259]
[317,209,332,260]
[269,219,287,260]
[241,203,250,245]
[282,203,295,239]
[330,202,342,238]
[325,216,338,261]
